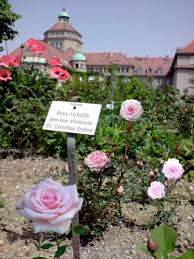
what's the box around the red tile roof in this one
[44,21,81,37]
[85,52,130,66]
[63,47,75,62]
[177,40,194,54]
[9,40,73,69]
[128,56,173,76]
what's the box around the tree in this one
[0,0,21,51]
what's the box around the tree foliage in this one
[0,0,21,51]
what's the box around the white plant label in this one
[43,101,102,135]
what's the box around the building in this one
[168,41,194,95]
[9,9,194,95]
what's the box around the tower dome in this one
[72,52,86,62]
[58,8,69,22]
[71,52,87,72]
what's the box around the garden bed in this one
[0,157,193,259]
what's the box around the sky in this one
[3,0,194,57]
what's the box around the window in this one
[75,63,79,69]
[60,32,64,36]
[137,67,141,73]
[121,67,124,73]
[51,42,54,47]
[146,68,152,74]
[126,68,129,73]
[157,78,161,85]
[104,67,107,72]
[189,56,194,64]
[60,42,63,49]
[80,64,83,69]
[156,67,163,74]
[55,42,58,48]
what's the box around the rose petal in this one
[32,220,72,234]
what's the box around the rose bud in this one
[117,186,124,195]
[147,238,159,253]
[149,171,155,177]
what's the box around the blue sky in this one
[3,0,194,57]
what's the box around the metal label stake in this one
[67,133,80,259]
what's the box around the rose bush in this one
[16,179,83,234]
[162,158,184,180]
[84,150,110,172]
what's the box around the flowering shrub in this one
[16,179,83,234]
[0,62,192,241]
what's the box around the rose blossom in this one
[120,99,143,121]
[85,151,110,172]
[50,66,71,81]
[162,158,184,180]
[25,38,46,54]
[0,55,20,67]
[49,56,62,66]
[0,69,12,81]
[147,181,165,200]
[16,179,83,234]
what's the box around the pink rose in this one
[120,99,143,121]
[16,179,83,234]
[49,56,62,66]
[85,151,110,172]
[147,181,165,200]
[25,38,46,54]
[162,158,184,180]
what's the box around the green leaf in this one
[150,225,177,258]
[73,225,86,236]
[54,245,68,258]
[40,243,54,249]
[156,173,166,183]
[139,245,153,256]
[179,250,194,259]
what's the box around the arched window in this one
[156,67,163,74]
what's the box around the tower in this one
[44,9,83,52]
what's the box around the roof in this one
[62,48,75,61]
[177,40,194,54]
[128,56,173,76]
[9,40,73,69]
[85,52,130,66]
[44,21,81,37]
[72,52,86,61]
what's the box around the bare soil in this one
[0,157,194,259]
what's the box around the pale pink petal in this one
[22,208,57,220]
[32,220,72,234]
